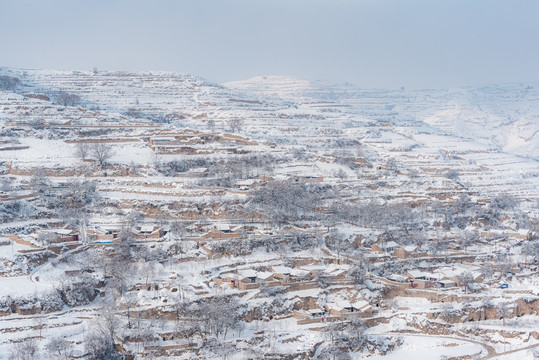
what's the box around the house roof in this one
[300,265,327,272]
[238,269,258,279]
[385,241,400,248]
[408,269,440,280]
[439,280,456,285]
[326,302,345,311]
[335,300,351,309]
[216,224,231,231]
[351,300,370,310]
[236,179,256,186]
[140,225,155,233]
[189,167,208,173]
[272,266,293,275]
[325,269,346,277]
[388,274,408,282]
[49,229,74,235]
[256,272,274,280]
[290,269,309,277]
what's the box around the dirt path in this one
[29,244,87,282]
[487,342,539,359]
[4,235,41,249]
[368,332,495,358]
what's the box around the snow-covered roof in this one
[216,224,231,231]
[385,241,400,248]
[140,225,155,233]
[325,268,346,277]
[236,179,256,186]
[48,229,74,235]
[189,167,208,173]
[388,274,408,282]
[256,272,274,280]
[290,269,309,277]
[300,264,327,272]
[351,300,371,312]
[238,269,258,279]
[439,280,456,285]
[272,266,293,275]
[408,269,440,280]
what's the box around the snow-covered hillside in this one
[0,68,538,359]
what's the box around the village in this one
[0,69,538,359]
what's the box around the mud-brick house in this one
[206,224,242,240]
[236,269,260,290]
[439,268,484,287]
[322,266,349,281]
[131,225,164,240]
[293,308,328,323]
[149,136,180,147]
[86,224,123,242]
[271,266,310,284]
[407,269,440,289]
[256,271,276,284]
[294,175,324,183]
[270,266,293,283]
[509,229,537,240]
[40,229,79,243]
[214,269,261,290]
[439,279,457,288]
[372,240,401,256]
[186,167,209,178]
[235,179,257,191]
[325,300,372,318]
[49,180,69,192]
[394,245,419,259]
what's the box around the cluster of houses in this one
[209,262,374,324]
[386,267,485,291]
[371,241,421,259]
[211,263,352,291]
[23,223,166,247]
[293,299,373,324]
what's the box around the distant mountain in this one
[225,76,539,160]
[1,68,537,200]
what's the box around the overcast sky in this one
[2,0,539,88]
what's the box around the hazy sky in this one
[2,0,539,88]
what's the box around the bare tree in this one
[33,315,47,338]
[37,231,57,246]
[385,157,400,174]
[194,295,243,339]
[57,93,81,107]
[457,272,474,291]
[125,210,144,230]
[324,231,349,264]
[9,339,39,360]
[457,230,479,253]
[0,76,21,90]
[75,142,90,160]
[227,118,244,133]
[91,143,115,169]
[47,336,72,359]
[207,119,216,132]
[444,169,460,181]
[347,254,370,286]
